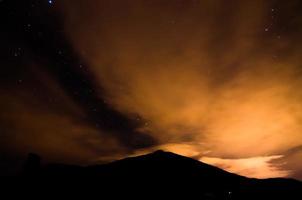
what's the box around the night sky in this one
[1,0,302,180]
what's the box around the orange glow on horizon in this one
[200,155,290,179]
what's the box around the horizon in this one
[1,0,302,181]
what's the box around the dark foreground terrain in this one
[3,150,302,199]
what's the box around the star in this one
[48,0,53,4]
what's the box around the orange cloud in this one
[200,155,289,179]
[58,0,302,178]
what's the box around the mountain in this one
[15,151,302,199]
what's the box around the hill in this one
[17,150,302,199]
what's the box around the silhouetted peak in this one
[19,150,302,200]
[135,150,203,165]
[152,149,169,156]
[145,150,187,160]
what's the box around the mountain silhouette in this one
[16,150,302,199]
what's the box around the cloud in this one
[0,67,126,170]
[200,155,289,179]
[273,146,302,180]
[57,0,302,179]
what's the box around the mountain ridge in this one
[17,150,302,199]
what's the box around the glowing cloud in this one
[58,0,302,178]
[200,155,289,179]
